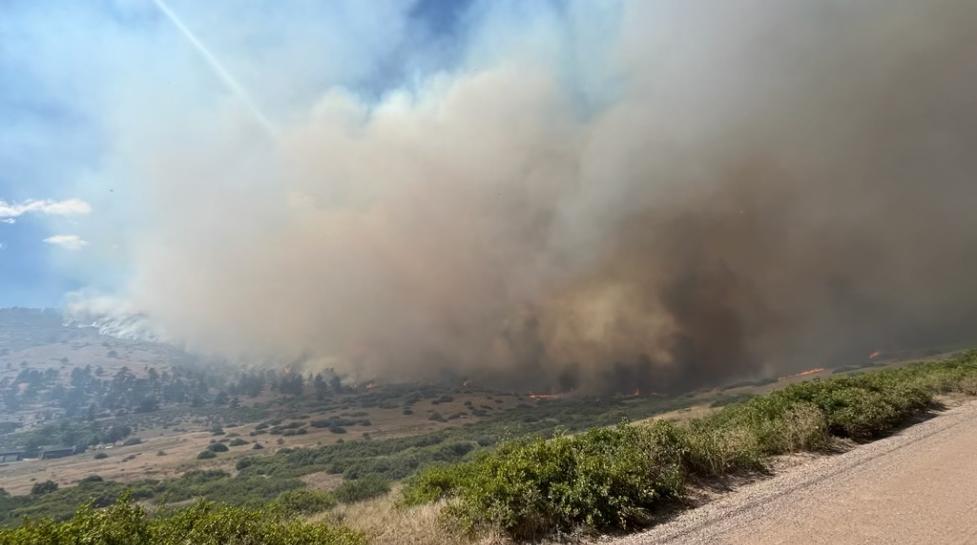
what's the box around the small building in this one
[40,447,78,460]
[0,451,24,462]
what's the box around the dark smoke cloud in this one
[75,0,977,393]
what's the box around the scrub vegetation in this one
[403,352,977,539]
[3,350,977,544]
[0,496,364,545]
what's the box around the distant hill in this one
[0,307,193,377]
[0,307,201,432]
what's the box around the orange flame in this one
[868,351,881,360]
[795,367,826,377]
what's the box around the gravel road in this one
[604,399,977,545]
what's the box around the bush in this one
[333,475,390,504]
[94,452,108,460]
[229,438,248,447]
[30,481,59,496]
[678,397,828,476]
[434,441,476,461]
[207,443,230,453]
[123,437,143,446]
[405,423,685,539]
[145,470,302,508]
[272,489,337,515]
[197,450,217,460]
[678,419,763,476]
[0,496,364,545]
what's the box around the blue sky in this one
[0,0,487,308]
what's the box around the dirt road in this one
[608,399,977,545]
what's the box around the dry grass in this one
[0,429,224,495]
[640,403,715,424]
[0,389,523,496]
[301,470,345,491]
[318,490,508,545]
[957,375,977,396]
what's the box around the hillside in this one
[3,308,975,544]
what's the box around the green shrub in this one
[0,496,149,545]
[271,489,337,515]
[333,475,390,504]
[30,481,59,496]
[678,395,829,476]
[207,443,229,453]
[197,450,217,460]
[677,419,763,476]
[406,422,685,539]
[775,373,931,439]
[149,471,302,507]
[0,496,364,545]
[154,501,365,545]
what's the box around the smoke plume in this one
[75,1,977,392]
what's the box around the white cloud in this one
[43,234,89,250]
[0,218,14,224]
[0,198,92,219]
[0,242,5,250]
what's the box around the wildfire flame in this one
[528,393,563,400]
[794,367,826,377]
[868,351,882,360]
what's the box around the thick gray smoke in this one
[81,1,977,392]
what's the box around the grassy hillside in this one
[2,351,976,544]
[0,387,700,524]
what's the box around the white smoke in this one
[64,292,166,343]
[48,1,977,390]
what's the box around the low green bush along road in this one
[607,397,977,545]
[404,351,977,540]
